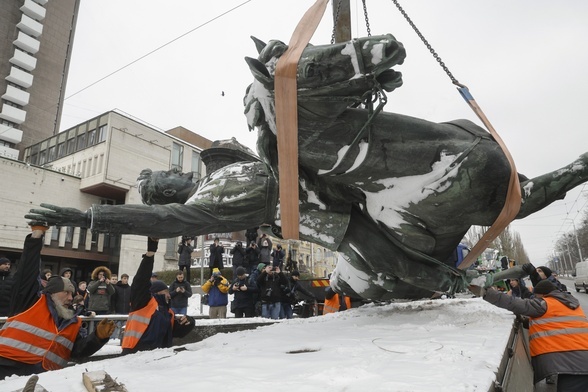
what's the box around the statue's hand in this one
[25,203,90,228]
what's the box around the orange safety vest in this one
[529,296,588,357]
[121,297,174,350]
[323,294,351,315]
[0,295,81,370]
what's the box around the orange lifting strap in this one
[275,0,330,240]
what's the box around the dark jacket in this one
[0,268,15,317]
[271,248,285,268]
[113,281,131,314]
[87,267,115,313]
[257,270,287,303]
[177,241,194,267]
[229,276,258,309]
[209,243,224,268]
[246,245,261,267]
[484,287,588,383]
[230,243,247,268]
[257,236,272,264]
[283,276,316,304]
[0,234,108,378]
[169,279,192,309]
[122,238,195,355]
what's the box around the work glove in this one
[95,319,116,339]
[25,203,90,228]
[468,285,485,298]
[147,237,159,252]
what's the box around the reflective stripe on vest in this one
[0,295,81,370]
[121,297,174,350]
[529,296,588,357]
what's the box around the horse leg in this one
[516,152,588,219]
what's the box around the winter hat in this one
[257,263,266,272]
[235,267,246,276]
[0,257,10,265]
[212,268,221,276]
[533,280,558,295]
[291,270,300,277]
[44,276,76,294]
[150,280,168,294]
[537,266,552,278]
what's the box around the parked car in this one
[574,261,588,293]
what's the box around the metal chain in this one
[390,0,459,85]
[362,0,371,36]
[331,0,343,44]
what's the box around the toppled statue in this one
[26,34,588,300]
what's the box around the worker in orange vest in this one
[469,279,588,391]
[121,237,195,354]
[0,224,115,380]
[323,287,351,315]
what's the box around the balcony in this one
[10,48,37,71]
[20,0,46,21]
[0,104,27,124]
[2,85,30,106]
[0,124,23,144]
[0,145,20,160]
[17,14,44,38]
[13,31,40,54]
[5,66,34,89]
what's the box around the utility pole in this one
[332,0,351,43]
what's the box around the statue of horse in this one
[26,33,588,301]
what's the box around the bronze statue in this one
[26,34,588,300]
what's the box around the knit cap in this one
[150,280,168,294]
[44,276,75,294]
[533,280,558,295]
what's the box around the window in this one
[30,153,37,164]
[47,146,56,162]
[97,125,107,143]
[66,138,76,155]
[57,142,65,158]
[172,142,183,171]
[87,129,96,147]
[191,151,201,179]
[76,133,86,151]
[38,150,46,165]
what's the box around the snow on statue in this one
[26,34,588,301]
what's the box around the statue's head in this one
[137,168,195,205]
[243,34,406,134]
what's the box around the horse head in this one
[243,34,407,135]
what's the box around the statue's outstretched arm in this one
[517,152,588,219]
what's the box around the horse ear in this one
[250,36,266,54]
[245,57,273,88]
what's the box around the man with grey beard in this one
[0,224,116,380]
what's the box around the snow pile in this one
[1,295,514,392]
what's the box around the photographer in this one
[177,236,194,284]
[257,233,272,265]
[87,266,115,315]
[229,267,258,318]
[209,238,224,274]
[201,268,229,319]
[169,271,192,315]
[257,265,288,319]
[230,241,247,275]
[246,241,260,270]
[281,270,317,319]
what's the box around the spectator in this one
[77,280,89,308]
[177,236,194,284]
[150,273,158,283]
[113,274,131,315]
[245,227,259,246]
[87,267,115,315]
[323,287,351,315]
[257,265,288,319]
[209,237,224,274]
[470,280,588,391]
[40,269,52,288]
[0,257,14,317]
[169,271,192,315]
[248,263,265,316]
[73,294,95,317]
[281,270,317,319]
[108,273,118,313]
[271,244,285,269]
[0,225,114,379]
[201,268,229,319]
[507,278,531,299]
[246,241,261,273]
[257,234,272,265]
[121,237,195,354]
[59,267,77,293]
[229,266,257,318]
[230,241,247,276]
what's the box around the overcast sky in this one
[59,0,588,265]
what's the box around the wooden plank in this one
[275,0,329,240]
[82,370,127,392]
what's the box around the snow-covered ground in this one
[1,293,515,392]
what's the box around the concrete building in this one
[0,0,79,160]
[0,110,211,284]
